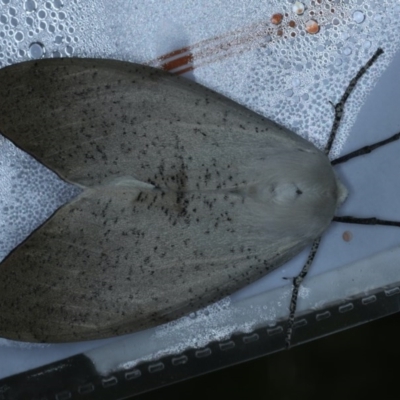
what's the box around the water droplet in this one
[68,26,74,34]
[270,13,283,25]
[58,11,66,20]
[18,49,25,56]
[52,50,61,57]
[335,57,342,66]
[10,17,18,27]
[53,0,63,9]
[1,0,10,4]
[352,10,365,24]
[342,33,350,41]
[48,24,56,33]
[26,16,34,26]
[295,64,303,72]
[54,35,63,44]
[29,41,45,59]
[292,78,301,87]
[40,21,46,30]
[305,19,320,34]
[15,31,23,42]
[8,7,16,16]
[363,40,371,49]
[342,231,353,242]
[38,9,47,19]
[0,14,8,24]
[45,1,52,9]
[284,89,294,97]
[24,0,37,12]
[293,1,305,15]
[65,45,73,55]
[343,47,352,56]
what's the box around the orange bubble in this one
[305,19,320,34]
[271,13,283,25]
[342,231,353,242]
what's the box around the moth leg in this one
[287,214,400,348]
[324,48,384,154]
[285,48,384,349]
[285,238,321,349]
[331,132,400,165]
[333,216,400,227]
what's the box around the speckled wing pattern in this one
[0,59,339,342]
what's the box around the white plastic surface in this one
[1,0,400,379]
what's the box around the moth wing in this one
[0,58,316,189]
[0,58,340,342]
[0,182,311,342]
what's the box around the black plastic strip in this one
[1,284,400,400]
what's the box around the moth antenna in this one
[324,48,384,155]
[286,48,384,349]
[331,132,400,165]
[333,216,400,227]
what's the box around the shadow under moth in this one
[0,48,397,345]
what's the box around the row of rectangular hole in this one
[56,286,399,400]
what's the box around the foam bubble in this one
[353,10,365,23]
[24,0,36,13]
[38,9,46,19]
[14,31,23,41]
[53,0,63,9]
[28,40,44,58]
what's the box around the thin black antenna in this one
[285,48,384,349]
